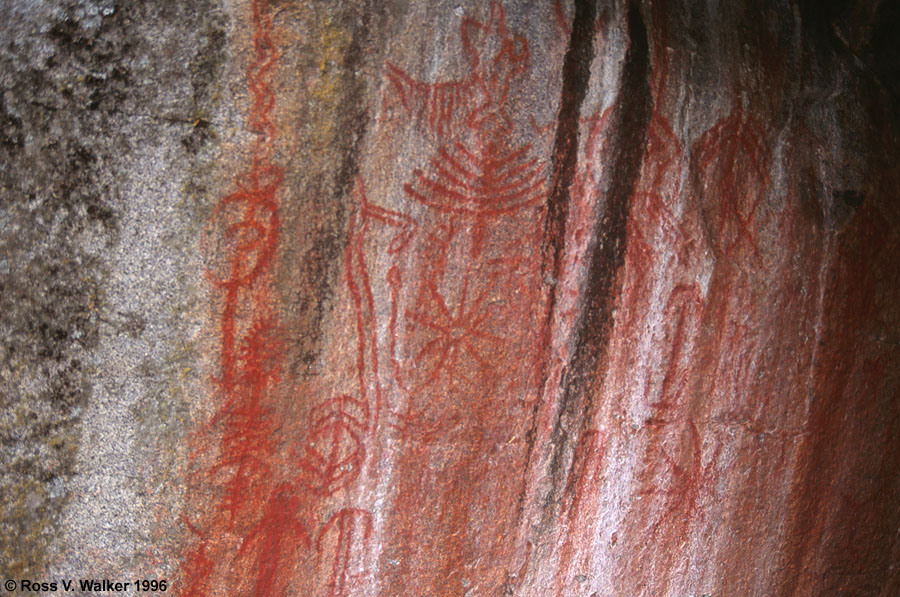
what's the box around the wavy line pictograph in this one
[182,2,389,593]
[180,1,303,594]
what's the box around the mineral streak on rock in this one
[2,1,899,595]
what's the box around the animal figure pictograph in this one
[386,1,545,255]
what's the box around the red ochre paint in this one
[694,105,770,261]
[179,0,389,592]
[374,3,551,592]
[179,1,304,594]
[317,508,374,596]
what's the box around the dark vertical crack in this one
[544,0,652,521]
[543,0,600,278]
[283,0,396,378]
[517,0,599,526]
[571,0,651,374]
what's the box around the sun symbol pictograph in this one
[405,276,503,391]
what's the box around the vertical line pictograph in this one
[180,0,293,594]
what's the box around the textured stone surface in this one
[1,0,899,595]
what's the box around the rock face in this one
[2,0,899,595]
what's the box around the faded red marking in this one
[638,420,721,537]
[236,483,312,595]
[485,227,544,303]
[179,519,214,596]
[616,109,690,356]
[694,106,770,260]
[705,290,762,420]
[205,317,283,524]
[558,70,702,591]
[556,428,606,593]
[569,105,613,213]
[625,111,686,259]
[553,0,572,37]
[646,284,703,423]
[550,0,605,41]
[317,508,374,597]
[298,396,369,496]
[387,265,405,391]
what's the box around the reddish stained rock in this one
[4,0,895,594]
[174,0,900,595]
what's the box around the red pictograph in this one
[298,395,370,496]
[199,0,284,505]
[387,265,405,392]
[317,508,374,597]
[626,110,688,267]
[235,483,312,595]
[385,2,528,139]
[376,4,548,442]
[182,3,395,594]
[404,140,545,217]
[372,6,547,590]
[385,1,545,229]
[550,0,606,40]
[404,276,502,392]
[342,178,416,424]
[181,0,290,593]
[385,63,468,139]
[639,420,721,537]
[179,519,214,596]
[693,106,771,260]
[205,0,284,393]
